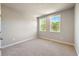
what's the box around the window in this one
[39,14,61,32]
[39,17,46,32]
[49,15,61,32]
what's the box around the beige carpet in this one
[1,39,77,56]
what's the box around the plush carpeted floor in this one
[1,39,77,56]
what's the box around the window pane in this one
[50,15,61,32]
[39,17,46,32]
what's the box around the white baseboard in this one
[74,44,79,56]
[1,36,36,49]
[74,47,79,56]
[39,37,74,46]
[1,36,74,48]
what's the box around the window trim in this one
[39,16,47,32]
[38,14,62,33]
[49,14,61,32]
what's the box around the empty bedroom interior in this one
[0,3,79,56]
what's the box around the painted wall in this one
[1,5,37,47]
[38,8,74,44]
[0,3,1,48]
[75,4,79,55]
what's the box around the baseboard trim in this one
[1,36,74,48]
[1,36,36,49]
[39,37,74,46]
[75,48,79,56]
[74,44,79,56]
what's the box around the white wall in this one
[1,5,37,47]
[75,4,79,56]
[0,3,1,48]
[38,8,74,44]
[0,3,1,56]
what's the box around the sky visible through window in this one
[50,15,61,22]
[50,15,61,32]
[39,15,61,32]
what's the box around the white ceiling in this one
[3,3,75,17]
